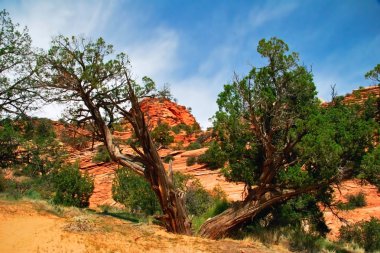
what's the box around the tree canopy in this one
[36,35,191,234]
[198,38,378,239]
[0,10,36,117]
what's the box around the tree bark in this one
[78,84,192,235]
[199,184,324,239]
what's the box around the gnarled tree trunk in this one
[76,83,192,235]
[199,184,324,239]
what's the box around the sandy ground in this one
[0,200,290,253]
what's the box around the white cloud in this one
[249,1,298,28]
[126,27,180,83]
[9,0,115,49]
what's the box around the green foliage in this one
[0,171,5,192]
[191,197,230,233]
[0,9,35,117]
[198,141,227,170]
[171,123,200,136]
[358,145,380,189]
[0,120,20,167]
[1,174,55,200]
[186,141,203,150]
[236,193,330,251]
[53,163,94,208]
[163,155,174,164]
[21,118,66,177]
[207,39,376,244]
[150,122,174,148]
[171,124,181,134]
[337,192,366,210]
[186,156,197,166]
[92,145,111,163]
[365,63,380,83]
[112,168,160,215]
[156,83,173,101]
[185,180,213,216]
[172,171,191,192]
[339,217,380,252]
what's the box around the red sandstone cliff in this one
[139,98,197,128]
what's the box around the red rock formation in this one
[321,85,380,107]
[139,98,197,128]
[341,85,380,105]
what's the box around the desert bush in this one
[185,180,213,216]
[337,192,367,210]
[163,155,174,164]
[0,121,20,168]
[112,168,160,215]
[186,156,197,166]
[186,142,202,150]
[92,145,111,163]
[0,171,5,192]
[339,217,380,252]
[52,163,94,208]
[198,141,227,169]
[150,122,174,148]
[171,124,181,134]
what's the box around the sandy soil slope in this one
[0,200,290,253]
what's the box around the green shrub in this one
[0,121,20,168]
[112,168,160,215]
[186,142,202,150]
[173,141,184,150]
[186,156,197,166]
[163,155,174,164]
[150,123,174,148]
[173,171,191,191]
[92,145,111,163]
[198,141,227,169]
[53,163,94,208]
[185,180,213,216]
[339,217,380,252]
[337,192,366,210]
[0,171,6,192]
[358,145,380,189]
[171,125,181,134]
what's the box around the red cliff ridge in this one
[139,98,197,128]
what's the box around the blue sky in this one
[2,0,379,128]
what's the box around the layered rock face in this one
[139,98,197,128]
[341,85,379,105]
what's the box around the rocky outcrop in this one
[139,98,197,127]
[341,85,380,105]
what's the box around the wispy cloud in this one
[9,0,115,49]
[249,1,298,28]
[126,27,180,83]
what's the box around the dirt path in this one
[0,200,289,253]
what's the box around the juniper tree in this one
[199,38,376,239]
